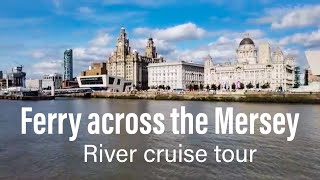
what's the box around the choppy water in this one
[0,98,319,179]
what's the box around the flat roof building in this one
[148,61,204,90]
[77,75,133,92]
[81,62,107,76]
[26,79,42,90]
[42,73,62,90]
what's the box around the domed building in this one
[236,36,257,64]
[204,35,296,91]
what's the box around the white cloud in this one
[31,50,46,59]
[178,37,237,63]
[73,47,112,61]
[90,32,113,47]
[279,29,320,48]
[130,38,176,57]
[131,28,269,63]
[250,5,320,29]
[134,23,206,41]
[26,29,116,78]
[78,7,94,14]
[173,29,273,63]
[31,60,62,76]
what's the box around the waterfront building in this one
[204,36,295,91]
[147,61,204,90]
[4,66,26,87]
[26,79,42,90]
[42,73,62,90]
[305,51,320,77]
[62,80,79,89]
[0,79,10,90]
[300,51,320,91]
[81,62,107,76]
[107,27,165,89]
[64,49,73,81]
[0,71,2,79]
[77,74,133,92]
[307,69,320,84]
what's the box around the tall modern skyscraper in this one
[63,49,73,80]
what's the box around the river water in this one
[0,98,319,179]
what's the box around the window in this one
[117,79,121,85]
[81,77,103,85]
[109,77,115,84]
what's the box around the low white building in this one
[77,75,133,92]
[204,36,295,91]
[26,79,42,90]
[147,61,204,90]
[42,73,62,90]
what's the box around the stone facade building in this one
[148,61,204,90]
[204,36,295,91]
[107,27,165,89]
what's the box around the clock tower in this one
[145,37,157,58]
[116,27,130,59]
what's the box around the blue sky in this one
[0,0,319,78]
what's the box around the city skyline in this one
[0,0,319,78]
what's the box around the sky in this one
[0,0,320,78]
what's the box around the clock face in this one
[118,41,122,46]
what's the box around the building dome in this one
[239,37,254,46]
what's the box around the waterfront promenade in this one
[64,91,320,104]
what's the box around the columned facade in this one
[204,36,295,91]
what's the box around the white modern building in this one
[147,61,204,90]
[77,75,133,92]
[42,73,63,90]
[204,36,295,91]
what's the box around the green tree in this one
[200,84,204,90]
[239,83,245,89]
[211,84,217,90]
[194,85,199,91]
[261,82,270,89]
[231,83,236,90]
[246,83,254,89]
